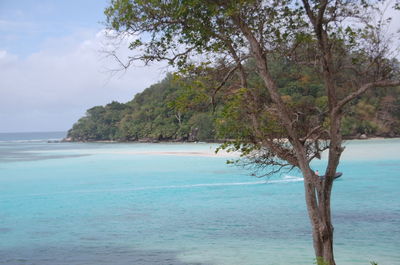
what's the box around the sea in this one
[0,132,399,265]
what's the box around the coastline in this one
[62,135,400,144]
[79,149,240,158]
[61,137,227,144]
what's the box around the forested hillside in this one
[67,63,400,142]
[67,74,218,141]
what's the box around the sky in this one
[0,0,167,133]
[0,1,399,133]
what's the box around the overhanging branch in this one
[335,80,400,112]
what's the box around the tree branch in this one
[302,0,316,24]
[300,125,323,142]
[316,0,328,29]
[335,80,400,112]
[210,64,240,112]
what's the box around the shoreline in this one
[62,136,400,144]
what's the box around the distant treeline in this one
[67,61,400,142]
[67,74,217,142]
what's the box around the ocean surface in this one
[0,132,399,265]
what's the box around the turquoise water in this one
[0,133,399,265]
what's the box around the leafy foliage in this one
[101,1,400,264]
[68,62,400,142]
[68,74,218,141]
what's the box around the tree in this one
[67,102,128,141]
[105,1,400,264]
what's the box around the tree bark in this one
[232,12,339,264]
[302,169,337,265]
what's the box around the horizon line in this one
[0,130,67,134]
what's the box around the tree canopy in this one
[70,1,400,263]
[67,62,400,142]
[68,74,218,141]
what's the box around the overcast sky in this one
[0,1,399,133]
[0,0,167,133]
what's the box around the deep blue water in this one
[0,131,66,142]
[0,132,399,265]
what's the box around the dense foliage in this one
[99,1,400,264]
[67,74,218,141]
[67,65,400,142]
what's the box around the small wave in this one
[283,175,299,179]
[2,178,304,199]
[11,181,267,197]
[268,176,304,183]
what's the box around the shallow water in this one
[0,133,399,265]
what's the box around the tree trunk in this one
[304,180,323,258]
[314,213,335,265]
[233,11,339,265]
[322,226,335,265]
[309,201,336,265]
[302,169,336,265]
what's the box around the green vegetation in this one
[72,1,400,263]
[67,63,400,142]
[68,74,218,141]
[314,257,330,265]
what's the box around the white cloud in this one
[379,1,400,56]
[0,19,33,31]
[0,30,168,132]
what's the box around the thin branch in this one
[307,145,329,163]
[210,64,239,112]
[335,79,400,112]
[302,0,316,24]
[316,0,329,28]
[300,125,323,142]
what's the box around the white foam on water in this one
[2,177,304,199]
[270,176,304,183]
[282,175,301,179]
